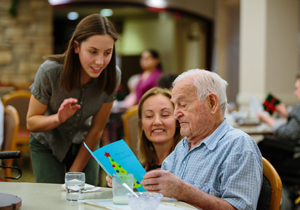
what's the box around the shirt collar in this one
[82,78,96,89]
[182,119,230,151]
[202,118,230,150]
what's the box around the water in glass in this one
[65,172,85,201]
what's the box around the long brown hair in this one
[45,14,118,94]
[137,87,182,167]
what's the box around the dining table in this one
[231,122,273,144]
[0,182,198,210]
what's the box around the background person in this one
[141,69,263,210]
[257,75,300,140]
[26,14,121,185]
[157,73,178,91]
[118,74,139,108]
[135,49,162,105]
[257,75,300,208]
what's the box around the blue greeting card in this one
[84,139,146,192]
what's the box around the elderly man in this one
[141,69,263,210]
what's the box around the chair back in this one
[122,106,139,156]
[257,157,282,210]
[2,105,19,181]
[2,90,31,130]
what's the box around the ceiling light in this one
[67,12,79,20]
[146,0,167,8]
[100,9,113,17]
[48,0,71,5]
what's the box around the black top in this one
[148,164,161,171]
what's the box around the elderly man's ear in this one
[207,93,219,114]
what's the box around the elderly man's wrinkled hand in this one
[141,170,185,199]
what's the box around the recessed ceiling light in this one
[100,9,113,17]
[146,0,167,8]
[48,0,71,5]
[67,12,79,20]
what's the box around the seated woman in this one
[257,76,300,210]
[137,87,182,171]
[106,87,181,186]
[257,75,300,140]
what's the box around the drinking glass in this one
[112,173,134,205]
[65,172,85,201]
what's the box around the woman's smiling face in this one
[74,34,114,86]
[141,94,177,145]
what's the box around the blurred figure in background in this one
[118,74,139,108]
[257,75,300,140]
[157,73,178,91]
[135,49,162,104]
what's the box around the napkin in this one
[61,184,101,193]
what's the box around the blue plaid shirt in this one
[161,119,263,210]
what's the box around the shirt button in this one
[74,124,77,127]
[69,131,72,134]
[183,161,186,164]
[77,114,80,117]
[79,102,82,105]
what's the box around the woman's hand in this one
[275,103,289,118]
[106,175,112,187]
[27,95,79,132]
[57,98,81,123]
[257,112,275,127]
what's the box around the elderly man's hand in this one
[141,170,185,199]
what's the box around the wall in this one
[0,0,53,87]
[238,0,299,106]
[212,0,240,104]
[116,12,176,73]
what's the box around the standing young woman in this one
[26,14,121,185]
[135,49,162,104]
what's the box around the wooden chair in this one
[122,105,138,156]
[1,105,20,181]
[1,90,31,157]
[257,157,282,210]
